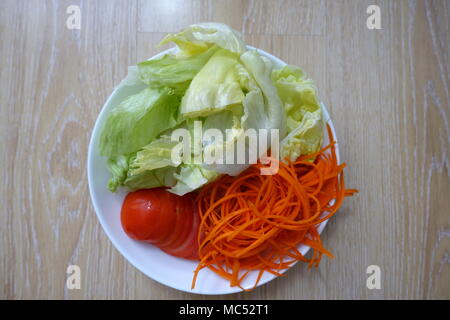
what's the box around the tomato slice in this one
[121,190,156,240]
[162,206,200,260]
[143,190,177,245]
[121,188,175,242]
[158,194,194,250]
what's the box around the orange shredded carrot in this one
[192,123,357,290]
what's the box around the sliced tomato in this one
[143,190,177,245]
[162,206,200,260]
[121,190,157,240]
[121,188,175,242]
[158,194,194,250]
[121,188,200,261]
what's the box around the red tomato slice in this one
[143,190,177,245]
[158,194,194,250]
[121,188,175,242]
[121,190,157,240]
[162,206,200,260]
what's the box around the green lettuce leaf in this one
[180,49,245,118]
[137,45,218,89]
[202,50,286,175]
[107,152,177,192]
[106,154,132,192]
[118,66,146,88]
[128,136,181,176]
[170,164,219,196]
[124,166,177,191]
[273,65,323,161]
[240,50,286,138]
[99,87,180,157]
[178,49,288,176]
[279,110,323,162]
[159,22,246,57]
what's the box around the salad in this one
[98,23,356,290]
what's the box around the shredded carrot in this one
[192,123,357,289]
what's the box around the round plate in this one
[87,46,339,295]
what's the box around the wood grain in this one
[1,0,449,299]
[137,0,325,35]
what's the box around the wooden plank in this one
[0,0,138,299]
[137,0,325,35]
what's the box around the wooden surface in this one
[1,0,449,300]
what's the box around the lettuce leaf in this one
[137,45,218,89]
[279,110,323,162]
[106,154,132,192]
[128,136,181,175]
[107,151,178,192]
[273,65,323,161]
[241,50,286,138]
[170,164,219,196]
[124,166,177,191]
[180,49,244,118]
[159,22,246,57]
[179,49,287,176]
[99,87,180,158]
[203,51,286,175]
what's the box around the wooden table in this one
[1,0,449,299]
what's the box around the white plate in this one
[87,46,339,295]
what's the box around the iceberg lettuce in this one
[137,45,218,89]
[170,164,220,196]
[159,22,246,57]
[180,49,244,118]
[99,87,180,158]
[99,23,324,195]
[273,65,323,162]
